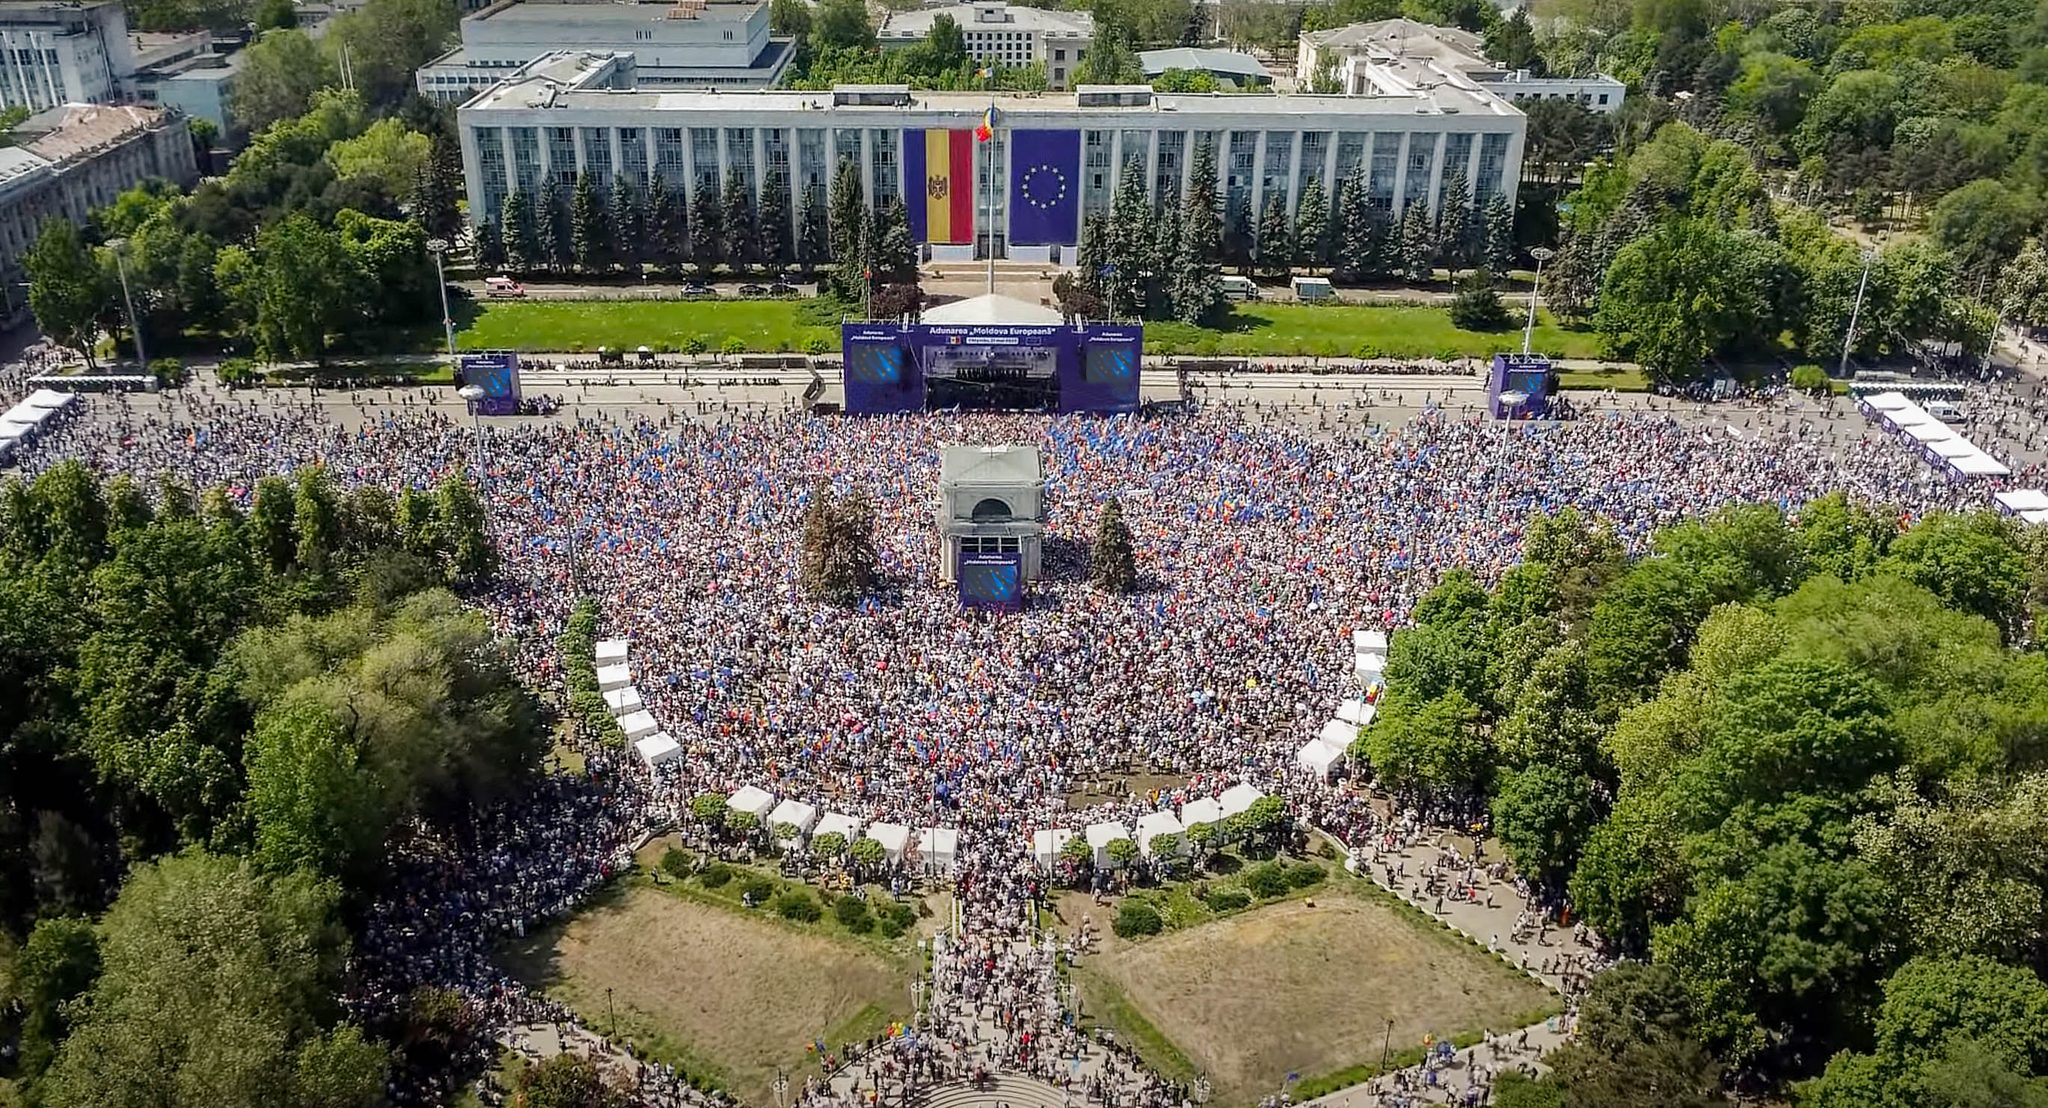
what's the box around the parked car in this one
[769,282,798,297]
[1219,275,1259,301]
[738,283,769,298]
[483,275,526,298]
[680,281,713,297]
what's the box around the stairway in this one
[907,1073,1074,1108]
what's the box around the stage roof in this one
[921,293,1064,326]
[940,444,1043,487]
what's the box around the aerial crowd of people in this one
[10,368,2042,1108]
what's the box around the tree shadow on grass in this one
[495,877,635,994]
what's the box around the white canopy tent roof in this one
[633,732,682,768]
[1924,436,1977,459]
[2025,509,2048,526]
[1864,391,1915,411]
[1356,652,1386,677]
[921,826,960,871]
[1134,810,1184,855]
[1336,698,1377,727]
[727,785,776,818]
[866,821,913,859]
[814,810,863,841]
[1297,737,1346,778]
[1353,628,1389,653]
[1949,451,2011,476]
[594,638,630,665]
[1219,783,1264,817]
[616,709,659,741]
[1031,827,1074,867]
[1318,718,1357,748]
[1900,420,1956,444]
[594,663,631,691]
[768,798,818,836]
[603,686,644,714]
[22,389,73,411]
[1994,489,2048,513]
[1086,820,1131,866]
[1181,796,1223,828]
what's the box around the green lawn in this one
[1557,366,1649,392]
[1143,303,1603,360]
[455,299,838,354]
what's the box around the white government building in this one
[877,0,1094,90]
[457,45,1526,264]
[1299,18,1625,114]
[0,0,137,114]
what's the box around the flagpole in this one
[985,82,996,296]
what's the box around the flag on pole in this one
[975,105,995,143]
[975,65,992,79]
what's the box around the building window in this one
[1597,93,1609,105]
[1154,129,1185,205]
[1404,134,1434,212]
[1296,130,1328,204]
[581,127,614,189]
[510,126,542,194]
[1367,133,1396,209]
[475,127,508,221]
[618,127,648,191]
[655,127,687,188]
[1260,130,1291,210]
[547,127,577,186]
[869,129,899,207]
[1083,129,1113,214]
[1475,132,1510,202]
[1439,131,1474,200]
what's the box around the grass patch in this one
[455,299,841,354]
[1072,963,1202,1087]
[1557,366,1649,392]
[1144,304,1602,360]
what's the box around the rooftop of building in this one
[131,29,212,67]
[469,0,761,25]
[1138,46,1269,79]
[1301,16,1486,64]
[0,0,121,20]
[0,146,50,189]
[938,441,1044,487]
[16,103,176,163]
[880,0,1091,39]
[464,67,1516,115]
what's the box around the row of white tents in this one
[725,784,961,872]
[0,389,78,460]
[1860,392,2012,480]
[1295,627,1388,781]
[592,638,690,771]
[1994,489,2048,527]
[1033,782,1268,868]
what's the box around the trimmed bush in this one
[1206,888,1252,912]
[833,895,871,928]
[1245,861,1289,899]
[697,862,734,888]
[878,917,905,939]
[1286,862,1327,889]
[1113,900,1164,939]
[776,891,822,922]
[660,848,695,879]
[739,876,776,904]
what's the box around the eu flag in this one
[1008,129,1081,246]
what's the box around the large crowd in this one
[9,375,2019,1107]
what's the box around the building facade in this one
[417,0,791,104]
[0,0,136,114]
[1299,17,1624,115]
[878,1,1092,89]
[0,102,197,322]
[457,66,1524,264]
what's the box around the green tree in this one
[536,178,570,271]
[815,0,875,49]
[570,172,609,272]
[1434,175,1475,272]
[409,137,463,241]
[325,116,430,196]
[1796,492,1893,583]
[796,181,829,274]
[1596,218,1784,382]
[250,213,358,363]
[232,29,337,133]
[1448,270,1512,330]
[608,178,643,272]
[12,916,100,1083]
[828,159,865,297]
[770,0,811,37]
[1997,238,2048,333]
[1930,179,2039,283]
[23,220,109,365]
[1490,764,1600,888]
[723,167,758,274]
[648,176,688,273]
[1398,203,1434,282]
[1880,512,2027,634]
[758,171,792,270]
[501,189,539,272]
[1091,496,1138,593]
[40,851,388,1108]
[1255,192,1293,280]
[1482,193,1515,277]
[1293,178,1330,270]
[512,1053,629,1108]
[1805,956,2048,1108]
[1358,688,1490,803]
[689,175,725,275]
[1334,172,1387,283]
[434,475,495,585]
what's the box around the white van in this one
[483,275,527,298]
[1219,275,1260,301]
[1924,399,1963,421]
[1291,276,1336,302]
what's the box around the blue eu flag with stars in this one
[1008,130,1082,246]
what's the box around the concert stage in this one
[840,294,1142,416]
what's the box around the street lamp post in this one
[1494,388,1528,519]
[1522,246,1554,356]
[457,383,487,498]
[605,985,617,1040]
[1839,247,1875,380]
[105,237,146,370]
[427,237,456,360]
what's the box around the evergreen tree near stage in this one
[800,484,878,606]
[1092,496,1138,594]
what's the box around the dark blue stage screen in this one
[840,322,1142,415]
[458,353,522,415]
[958,549,1024,611]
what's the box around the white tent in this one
[1031,827,1074,867]
[727,785,776,819]
[1297,737,1345,779]
[594,638,630,665]
[1865,391,1915,412]
[1134,810,1184,855]
[633,732,682,769]
[1318,718,1357,748]
[603,686,644,714]
[1900,420,1956,444]
[921,826,960,872]
[768,798,818,837]
[616,709,659,741]
[1219,783,1264,818]
[1087,820,1131,867]
[866,821,912,860]
[22,389,73,411]
[1181,796,1223,829]
[1336,698,1377,727]
[1356,652,1386,678]
[814,810,863,842]
[1353,628,1389,653]
[1994,489,2048,515]
[1925,436,1977,459]
[595,663,631,691]
[1949,451,2011,477]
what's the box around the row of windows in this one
[1506,89,1610,106]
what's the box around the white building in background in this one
[416,0,793,104]
[878,1,1092,89]
[0,0,137,114]
[1299,17,1623,114]
[457,61,1523,263]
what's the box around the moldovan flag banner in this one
[903,128,975,244]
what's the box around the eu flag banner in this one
[1008,130,1082,246]
[902,129,975,244]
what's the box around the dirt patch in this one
[1064,771,1191,810]
[1077,889,1554,1106]
[503,885,913,1104]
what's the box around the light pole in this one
[427,237,456,360]
[774,1069,790,1108]
[605,985,617,1040]
[105,237,146,370]
[457,383,487,498]
[1494,388,1527,519]
[1522,246,1554,356]
[1839,246,1875,380]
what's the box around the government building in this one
[456,38,1526,264]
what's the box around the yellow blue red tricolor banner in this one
[903,129,975,244]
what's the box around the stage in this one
[841,294,1142,416]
